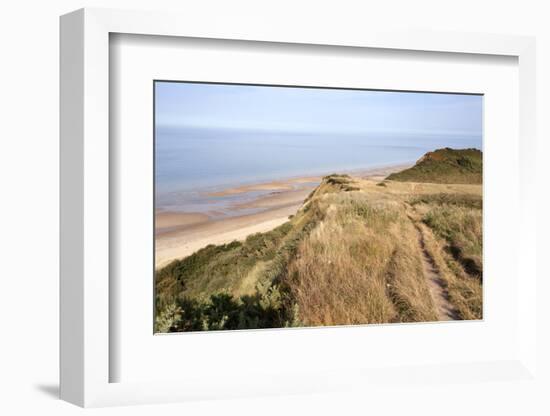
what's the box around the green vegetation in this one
[156,290,299,332]
[417,220,483,320]
[422,201,482,278]
[155,186,327,332]
[408,191,483,319]
[156,223,292,304]
[386,148,482,184]
[410,192,482,209]
[155,148,483,332]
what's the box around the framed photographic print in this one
[60,8,538,407]
[153,81,483,333]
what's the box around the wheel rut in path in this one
[406,207,460,321]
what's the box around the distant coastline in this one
[155,125,482,203]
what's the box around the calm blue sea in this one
[155,126,481,212]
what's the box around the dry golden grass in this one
[285,190,438,326]
[385,224,439,323]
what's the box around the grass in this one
[286,191,437,326]
[155,221,293,309]
[410,192,482,210]
[422,204,482,278]
[407,191,483,319]
[418,222,483,320]
[387,148,482,184]
[155,148,483,331]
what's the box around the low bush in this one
[156,286,299,332]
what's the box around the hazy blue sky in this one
[155,82,483,138]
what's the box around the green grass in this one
[423,206,482,278]
[387,148,482,184]
[155,221,295,312]
[408,193,483,277]
[410,193,482,209]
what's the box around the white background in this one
[0,1,549,415]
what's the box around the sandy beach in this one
[155,163,410,269]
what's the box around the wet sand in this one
[205,176,322,197]
[156,212,210,235]
[155,163,410,269]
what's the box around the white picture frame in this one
[60,7,537,407]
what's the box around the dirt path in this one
[405,206,459,321]
[415,225,459,321]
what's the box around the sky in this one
[155,81,483,139]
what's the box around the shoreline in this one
[155,163,411,269]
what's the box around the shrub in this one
[158,286,299,332]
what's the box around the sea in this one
[155,126,481,213]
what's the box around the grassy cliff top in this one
[386,148,482,184]
[155,169,483,332]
